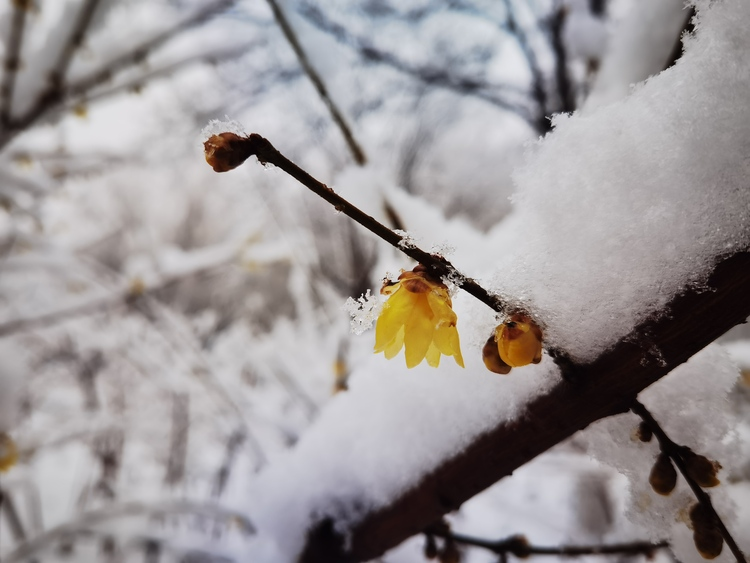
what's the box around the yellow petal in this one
[497,322,543,367]
[425,342,441,368]
[384,326,405,359]
[427,290,457,326]
[404,295,434,368]
[434,324,464,368]
[374,287,414,352]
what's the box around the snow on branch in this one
[299,250,750,561]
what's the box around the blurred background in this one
[2,1,748,562]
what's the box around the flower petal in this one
[427,290,457,326]
[374,286,415,352]
[384,325,405,359]
[404,295,434,368]
[434,324,464,368]
[425,341,441,368]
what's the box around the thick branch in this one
[299,250,750,562]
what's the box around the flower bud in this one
[496,314,543,368]
[636,421,653,442]
[649,453,677,495]
[438,539,461,563]
[483,334,511,374]
[424,535,438,560]
[204,133,252,172]
[683,451,721,488]
[689,504,723,559]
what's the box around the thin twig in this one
[426,527,669,558]
[266,0,366,165]
[0,252,236,337]
[631,400,747,563]
[502,0,549,133]
[207,133,510,315]
[0,486,27,542]
[547,3,575,114]
[0,0,29,126]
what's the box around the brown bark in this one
[299,250,750,562]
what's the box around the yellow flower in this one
[374,266,464,368]
[483,314,543,374]
[0,432,18,472]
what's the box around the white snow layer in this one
[244,0,750,559]
[489,0,750,362]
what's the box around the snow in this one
[2,0,750,562]
[487,0,750,362]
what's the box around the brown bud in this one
[683,452,721,488]
[438,539,461,563]
[649,453,677,495]
[693,528,723,559]
[482,334,511,374]
[204,133,252,172]
[636,421,653,442]
[688,502,724,558]
[424,535,438,560]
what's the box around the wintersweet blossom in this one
[374,266,464,368]
[483,314,543,374]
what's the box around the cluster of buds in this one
[637,425,724,559]
[482,313,543,375]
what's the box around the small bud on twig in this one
[649,452,677,495]
[204,133,253,172]
[636,421,653,442]
[689,504,724,559]
[683,451,721,488]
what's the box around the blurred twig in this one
[425,525,669,558]
[4,500,255,563]
[0,0,238,150]
[631,400,747,563]
[266,0,366,164]
[164,393,190,487]
[297,3,536,128]
[0,0,28,126]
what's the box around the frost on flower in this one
[200,116,247,142]
[374,265,464,369]
[344,289,383,335]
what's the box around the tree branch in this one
[204,133,509,315]
[297,250,750,561]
